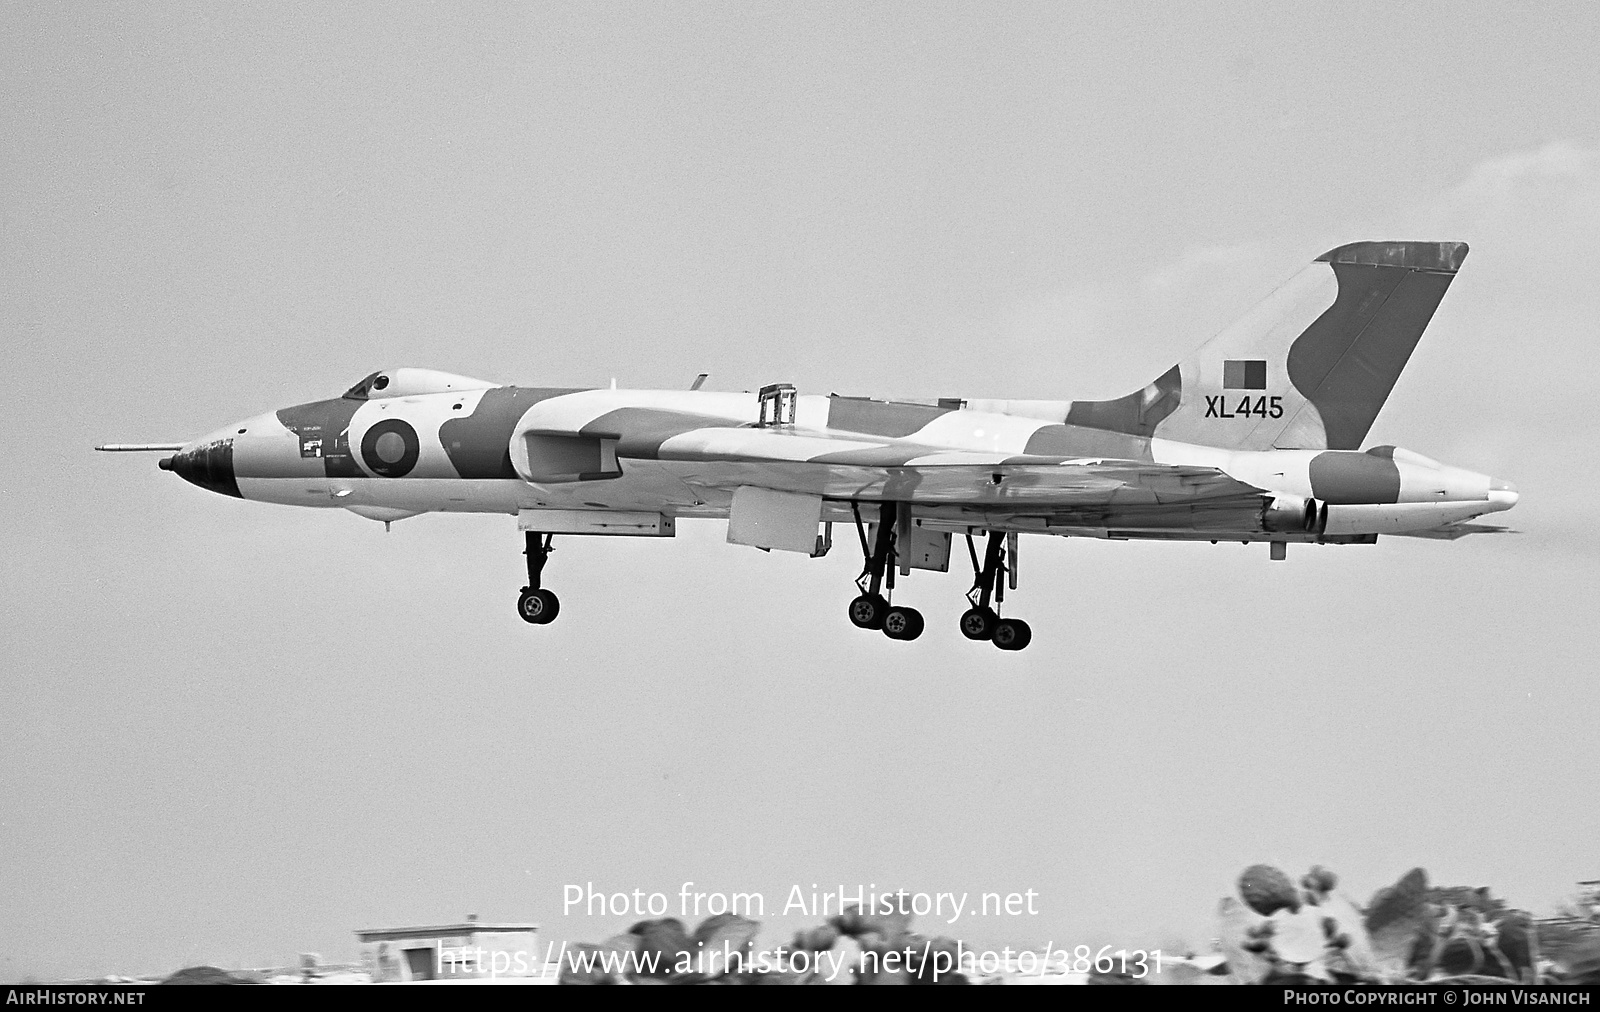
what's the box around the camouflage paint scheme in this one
[155,242,1516,550]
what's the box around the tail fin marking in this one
[1066,241,1468,452]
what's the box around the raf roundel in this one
[360,419,420,478]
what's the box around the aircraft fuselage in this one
[164,380,1515,540]
[117,241,1522,647]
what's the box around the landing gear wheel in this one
[882,606,925,641]
[992,618,1032,651]
[959,606,998,641]
[517,587,560,625]
[848,594,889,630]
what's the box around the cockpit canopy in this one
[342,368,497,400]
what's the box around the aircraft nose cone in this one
[166,439,242,498]
[1488,478,1518,510]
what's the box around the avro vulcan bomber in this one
[101,242,1517,650]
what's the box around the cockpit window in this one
[342,371,386,400]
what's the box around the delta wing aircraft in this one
[101,241,1516,650]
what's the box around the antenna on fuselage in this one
[690,373,709,391]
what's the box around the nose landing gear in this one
[846,502,924,641]
[517,531,560,625]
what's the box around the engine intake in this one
[517,431,622,483]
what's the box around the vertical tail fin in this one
[1066,241,1468,451]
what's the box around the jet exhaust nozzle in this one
[1262,494,1327,534]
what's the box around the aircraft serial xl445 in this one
[101,241,1517,650]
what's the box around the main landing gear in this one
[847,502,925,641]
[517,531,560,625]
[959,530,1032,651]
[843,505,1030,648]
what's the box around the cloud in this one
[999,240,1293,397]
[1414,139,1600,272]
[1436,140,1599,219]
[1402,140,1600,418]
[999,139,1600,402]
[1135,240,1274,301]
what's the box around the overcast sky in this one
[3,2,1598,980]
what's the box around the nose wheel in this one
[518,587,559,624]
[516,532,561,625]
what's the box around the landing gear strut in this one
[517,531,560,625]
[961,531,1031,650]
[846,502,923,641]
